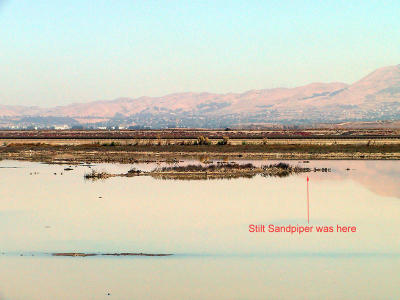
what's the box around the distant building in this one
[54,125,70,130]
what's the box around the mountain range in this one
[1,65,400,128]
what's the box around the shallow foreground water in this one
[0,160,399,299]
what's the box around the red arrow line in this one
[307,176,310,224]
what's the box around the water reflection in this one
[80,159,400,198]
[0,160,399,255]
[1,160,400,299]
[0,255,398,300]
[300,160,400,199]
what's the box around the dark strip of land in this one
[1,130,400,161]
[1,142,400,162]
[1,129,400,139]
[52,252,172,257]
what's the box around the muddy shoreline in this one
[1,143,400,163]
[1,140,400,164]
[84,162,319,180]
[52,252,173,257]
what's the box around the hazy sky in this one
[1,0,400,107]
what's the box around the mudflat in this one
[1,129,400,162]
[1,140,400,163]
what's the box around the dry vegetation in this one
[84,162,322,181]
[1,128,400,140]
[1,129,400,163]
[1,140,400,164]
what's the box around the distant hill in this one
[1,65,400,128]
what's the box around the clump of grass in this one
[194,136,211,145]
[127,167,141,175]
[261,162,310,177]
[102,141,120,146]
[274,162,290,169]
[155,163,256,173]
[217,136,229,145]
[84,170,112,180]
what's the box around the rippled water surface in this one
[0,160,399,299]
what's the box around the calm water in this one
[0,160,399,299]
